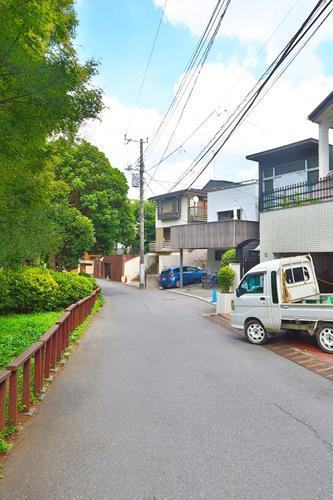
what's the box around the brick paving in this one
[207,314,333,381]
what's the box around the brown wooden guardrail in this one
[0,286,100,430]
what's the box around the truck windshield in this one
[239,272,265,295]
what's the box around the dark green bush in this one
[0,267,97,314]
[50,271,96,308]
[11,267,60,312]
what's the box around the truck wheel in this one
[245,320,268,345]
[316,324,333,353]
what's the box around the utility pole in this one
[124,134,148,289]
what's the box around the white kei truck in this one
[230,254,333,353]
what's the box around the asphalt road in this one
[1,281,333,499]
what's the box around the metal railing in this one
[0,287,100,429]
[260,175,333,212]
[188,206,207,222]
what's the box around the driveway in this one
[1,281,333,499]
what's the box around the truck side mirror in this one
[236,288,240,297]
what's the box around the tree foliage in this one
[52,139,136,253]
[0,0,103,267]
[130,200,156,253]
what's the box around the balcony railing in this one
[188,206,207,223]
[149,240,174,252]
[260,175,333,212]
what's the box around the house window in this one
[159,198,179,215]
[163,227,171,241]
[307,169,319,185]
[217,209,241,221]
[214,250,223,261]
[263,179,273,192]
[274,160,305,176]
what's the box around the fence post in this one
[0,372,10,432]
[35,347,43,394]
[8,371,18,425]
[51,329,57,369]
[44,339,51,378]
[23,358,31,412]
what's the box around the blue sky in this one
[76,0,254,112]
[76,0,333,194]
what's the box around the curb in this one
[166,288,216,306]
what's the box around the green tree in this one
[0,0,103,266]
[130,200,156,253]
[52,139,135,253]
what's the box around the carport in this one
[170,219,259,287]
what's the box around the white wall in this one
[156,195,188,229]
[207,182,259,222]
[123,254,157,282]
[158,249,207,273]
[260,200,333,261]
[207,249,220,274]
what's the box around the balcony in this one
[149,240,174,253]
[187,206,207,223]
[171,220,259,249]
[260,175,333,212]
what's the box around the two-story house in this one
[149,180,235,272]
[247,91,333,292]
[170,180,259,276]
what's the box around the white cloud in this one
[81,56,333,198]
[80,1,333,197]
[155,0,333,48]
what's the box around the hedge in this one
[0,267,97,314]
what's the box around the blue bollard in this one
[212,287,217,303]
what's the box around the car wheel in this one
[316,323,333,353]
[245,320,268,345]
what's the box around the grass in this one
[0,311,63,370]
[0,293,104,454]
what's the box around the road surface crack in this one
[269,401,333,453]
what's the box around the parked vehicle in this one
[201,273,218,289]
[160,266,206,289]
[231,254,333,353]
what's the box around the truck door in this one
[233,271,272,330]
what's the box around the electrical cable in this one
[171,0,332,191]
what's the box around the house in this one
[247,91,333,292]
[148,180,235,272]
[170,180,259,276]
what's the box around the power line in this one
[148,0,302,192]
[125,0,168,136]
[143,0,226,161]
[172,0,332,191]
[145,0,232,192]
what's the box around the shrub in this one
[0,267,97,314]
[11,267,60,312]
[50,271,96,308]
[221,248,236,267]
[218,265,236,293]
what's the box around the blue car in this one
[160,266,206,289]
